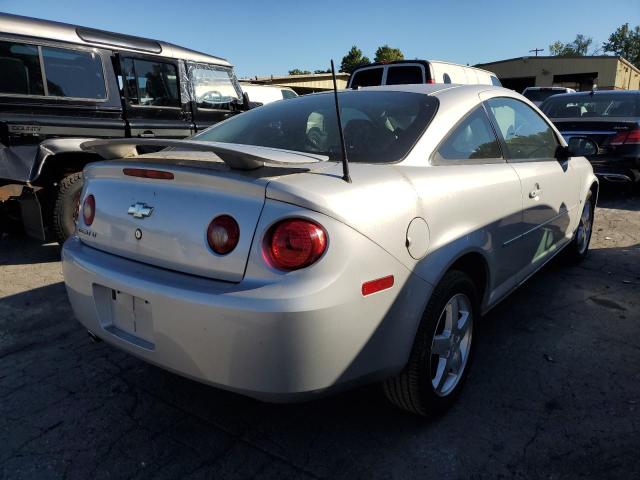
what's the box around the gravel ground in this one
[0,192,639,479]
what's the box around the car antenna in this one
[330,59,351,183]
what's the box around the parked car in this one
[0,13,247,243]
[540,90,640,186]
[240,83,298,106]
[347,60,501,88]
[522,86,576,106]
[63,84,598,416]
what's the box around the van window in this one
[122,58,179,107]
[0,41,44,96]
[386,66,423,85]
[350,67,383,88]
[41,47,105,99]
[191,65,240,108]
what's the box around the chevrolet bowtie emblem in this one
[128,202,154,219]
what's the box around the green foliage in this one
[374,45,404,63]
[340,46,370,74]
[603,23,640,68]
[288,69,311,75]
[314,69,331,74]
[549,34,593,56]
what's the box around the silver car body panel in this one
[62,84,598,400]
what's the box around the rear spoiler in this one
[80,138,328,170]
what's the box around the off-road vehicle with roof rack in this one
[0,13,248,243]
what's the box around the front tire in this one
[384,270,478,417]
[53,172,83,244]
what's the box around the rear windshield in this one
[523,89,565,103]
[386,65,423,85]
[350,67,383,88]
[541,94,640,118]
[193,91,438,163]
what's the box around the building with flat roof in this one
[476,56,639,93]
[242,72,350,94]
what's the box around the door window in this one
[0,41,44,95]
[122,58,179,107]
[434,107,502,162]
[487,97,558,160]
[41,46,105,99]
[191,65,240,108]
[386,65,424,85]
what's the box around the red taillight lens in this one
[426,78,436,84]
[123,168,174,180]
[610,128,640,146]
[207,215,240,255]
[82,194,95,226]
[266,219,327,270]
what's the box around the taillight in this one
[207,215,240,255]
[265,219,327,270]
[82,194,95,226]
[426,78,436,84]
[610,128,640,146]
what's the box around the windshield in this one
[523,89,566,102]
[193,91,438,163]
[541,93,640,118]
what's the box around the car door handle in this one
[529,183,542,199]
[139,130,155,138]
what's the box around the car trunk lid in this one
[78,148,329,282]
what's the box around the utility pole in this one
[529,48,544,56]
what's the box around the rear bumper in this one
[587,156,640,183]
[62,237,430,402]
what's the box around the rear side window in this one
[490,76,502,86]
[41,47,105,99]
[350,67,383,88]
[123,58,179,107]
[487,97,558,160]
[435,107,502,162]
[281,89,297,99]
[386,66,423,85]
[0,41,44,95]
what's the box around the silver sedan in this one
[62,84,598,416]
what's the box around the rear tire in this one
[564,191,594,263]
[53,172,83,244]
[383,270,479,417]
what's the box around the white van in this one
[239,83,298,106]
[347,60,501,88]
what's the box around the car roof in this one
[354,83,510,97]
[0,12,232,67]
[551,90,640,98]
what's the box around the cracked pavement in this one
[1,192,639,479]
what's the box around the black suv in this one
[0,13,247,242]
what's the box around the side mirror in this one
[566,136,598,157]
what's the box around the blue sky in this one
[1,0,638,77]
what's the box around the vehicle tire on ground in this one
[383,270,479,417]
[564,191,594,263]
[53,172,83,244]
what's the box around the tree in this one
[374,45,404,63]
[314,69,331,74]
[603,23,640,68]
[549,34,593,56]
[340,46,370,74]
[288,69,311,75]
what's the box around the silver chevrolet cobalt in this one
[62,84,598,416]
